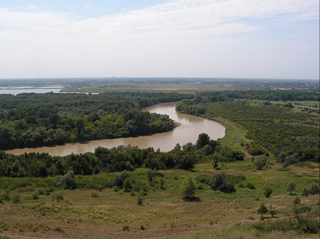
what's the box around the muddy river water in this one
[5,102,225,156]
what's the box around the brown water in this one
[5,102,225,156]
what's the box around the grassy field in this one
[0,158,319,239]
[287,101,319,108]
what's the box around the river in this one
[5,102,225,156]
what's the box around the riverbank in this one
[5,103,225,156]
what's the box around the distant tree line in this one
[0,92,193,149]
[187,90,319,102]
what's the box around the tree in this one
[287,181,296,195]
[268,205,276,218]
[253,155,268,170]
[212,155,220,169]
[181,177,197,199]
[210,172,236,193]
[56,170,77,189]
[114,170,130,188]
[196,133,210,149]
[257,203,268,220]
[74,118,85,139]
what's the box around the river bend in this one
[5,102,225,156]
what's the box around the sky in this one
[0,0,319,80]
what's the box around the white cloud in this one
[0,0,318,78]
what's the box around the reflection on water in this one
[0,86,63,95]
[6,102,225,156]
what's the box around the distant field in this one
[271,100,319,108]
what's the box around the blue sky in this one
[0,0,169,17]
[0,0,319,79]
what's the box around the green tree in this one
[181,177,197,199]
[56,170,77,189]
[287,181,296,195]
[196,133,210,149]
[210,172,236,193]
[257,203,268,220]
[74,118,85,139]
[253,155,268,170]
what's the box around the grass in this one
[278,101,319,108]
[208,116,251,149]
[0,159,319,239]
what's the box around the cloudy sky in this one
[0,0,319,79]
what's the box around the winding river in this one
[5,102,225,156]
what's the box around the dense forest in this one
[0,92,193,149]
[176,92,319,165]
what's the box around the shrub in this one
[268,205,276,218]
[91,192,99,198]
[56,170,77,189]
[122,178,132,192]
[122,225,130,231]
[12,194,21,204]
[228,174,246,184]
[294,206,312,214]
[114,170,130,188]
[246,183,256,189]
[0,191,10,202]
[263,187,273,198]
[257,203,268,220]
[53,226,63,232]
[302,188,309,196]
[253,155,268,170]
[253,216,320,234]
[51,191,64,202]
[309,183,320,195]
[287,181,296,194]
[32,192,39,200]
[210,172,236,193]
[137,196,144,205]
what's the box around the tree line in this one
[188,90,319,102]
[0,92,193,149]
[0,133,220,177]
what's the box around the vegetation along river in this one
[6,102,226,156]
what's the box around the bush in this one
[114,170,130,188]
[257,203,268,220]
[210,172,236,193]
[91,192,99,198]
[287,181,296,194]
[0,191,10,202]
[51,191,64,202]
[56,170,77,189]
[122,178,133,192]
[246,183,256,189]
[137,196,144,206]
[253,216,320,234]
[293,197,301,204]
[253,155,268,170]
[309,183,320,195]
[12,194,21,204]
[32,192,39,200]
[263,187,273,198]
